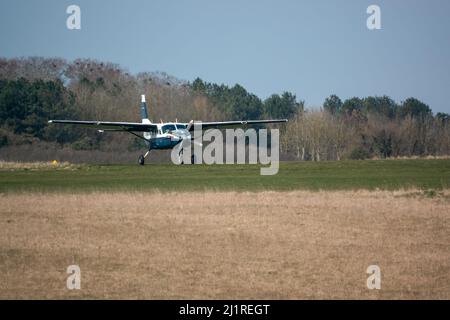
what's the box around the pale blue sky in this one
[1,0,449,113]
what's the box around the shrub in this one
[348,147,371,160]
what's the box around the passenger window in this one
[162,124,176,133]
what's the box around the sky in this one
[0,0,449,113]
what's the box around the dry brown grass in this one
[0,161,81,171]
[0,190,449,299]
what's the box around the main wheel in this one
[138,155,145,165]
[178,150,184,165]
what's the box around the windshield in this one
[176,124,187,130]
[162,124,176,133]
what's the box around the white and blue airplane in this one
[48,95,288,164]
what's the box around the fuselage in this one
[144,122,190,150]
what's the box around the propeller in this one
[186,120,194,132]
[168,119,203,147]
[180,138,202,148]
[192,140,203,147]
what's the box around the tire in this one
[138,155,145,165]
[178,151,184,165]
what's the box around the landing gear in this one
[178,149,196,165]
[178,149,184,165]
[138,150,150,165]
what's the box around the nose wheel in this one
[178,149,196,165]
[138,150,150,165]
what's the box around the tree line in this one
[283,95,449,161]
[0,57,449,162]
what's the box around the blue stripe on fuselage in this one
[150,137,181,150]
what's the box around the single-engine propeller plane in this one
[48,95,288,165]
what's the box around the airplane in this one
[48,95,288,165]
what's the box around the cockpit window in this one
[162,124,176,133]
[176,124,187,130]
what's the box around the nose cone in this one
[179,128,190,136]
[180,131,192,147]
[169,129,191,146]
[177,129,190,140]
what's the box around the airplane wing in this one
[187,119,288,131]
[48,120,158,133]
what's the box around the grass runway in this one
[1,159,449,193]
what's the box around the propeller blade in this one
[186,120,194,131]
[190,137,203,147]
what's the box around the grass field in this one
[1,159,449,193]
[1,159,449,299]
[1,190,449,299]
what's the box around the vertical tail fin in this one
[140,95,151,124]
